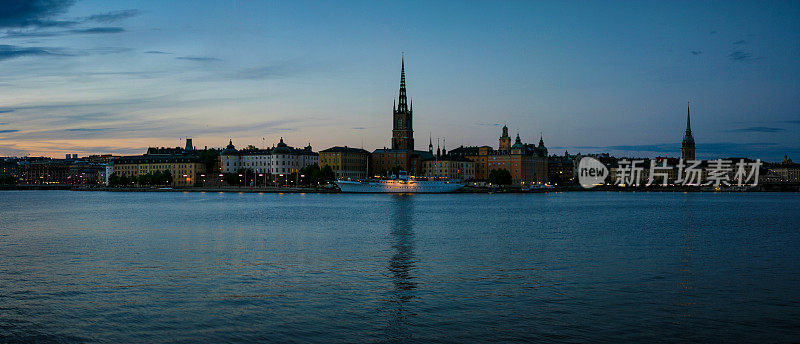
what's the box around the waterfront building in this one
[768,154,800,182]
[371,148,432,177]
[682,102,696,161]
[1,158,23,180]
[486,131,548,186]
[422,157,476,181]
[114,146,206,187]
[104,164,114,185]
[67,161,106,185]
[220,138,318,176]
[25,160,71,184]
[547,152,575,186]
[449,146,494,180]
[319,146,370,180]
[272,139,318,175]
[220,140,271,174]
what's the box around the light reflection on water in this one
[0,191,799,343]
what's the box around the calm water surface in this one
[1,191,799,343]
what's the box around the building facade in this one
[319,146,370,180]
[220,138,318,176]
[114,154,205,187]
[449,145,494,180]
[486,131,548,185]
[423,157,476,181]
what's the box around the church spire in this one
[682,101,696,161]
[397,55,408,112]
[686,101,692,134]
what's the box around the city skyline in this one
[1,1,799,160]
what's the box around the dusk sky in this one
[1,0,798,160]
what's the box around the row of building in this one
[2,59,798,188]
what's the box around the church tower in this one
[391,57,414,150]
[682,102,696,161]
[499,125,511,152]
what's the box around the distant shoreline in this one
[1,185,798,193]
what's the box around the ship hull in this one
[335,180,464,193]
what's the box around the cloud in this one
[3,30,60,38]
[690,50,702,55]
[0,44,66,61]
[145,50,171,54]
[4,26,125,38]
[63,128,114,132]
[0,129,20,133]
[0,109,14,113]
[69,27,125,34]
[710,31,717,35]
[0,0,76,28]
[86,9,140,23]
[784,120,800,124]
[176,56,220,62]
[726,126,785,133]
[233,62,305,79]
[352,127,366,130]
[729,50,754,61]
[733,40,746,45]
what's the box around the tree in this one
[152,170,164,185]
[137,173,151,185]
[320,165,335,181]
[245,145,258,150]
[488,169,512,186]
[223,173,239,186]
[198,149,219,173]
[109,172,120,186]
[0,175,18,185]
[299,164,322,185]
[161,170,173,185]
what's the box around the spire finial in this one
[686,101,692,133]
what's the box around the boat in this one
[335,171,464,193]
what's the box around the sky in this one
[0,0,798,160]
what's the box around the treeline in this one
[0,175,17,185]
[488,169,512,185]
[109,170,173,186]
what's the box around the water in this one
[1,191,799,343]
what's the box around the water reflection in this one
[384,195,417,341]
[676,198,697,324]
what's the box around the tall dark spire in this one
[397,55,408,112]
[682,101,696,160]
[686,101,692,134]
